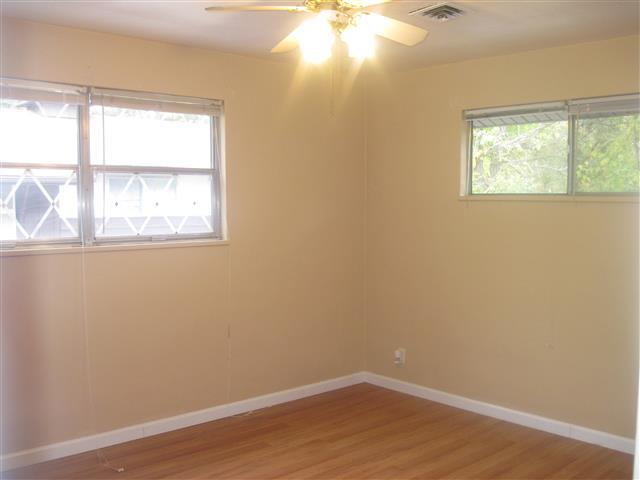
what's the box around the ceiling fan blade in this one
[364,13,428,46]
[271,23,305,53]
[343,0,390,8]
[205,5,310,12]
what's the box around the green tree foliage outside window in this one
[469,106,639,195]
[575,114,640,193]
[471,121,568,194]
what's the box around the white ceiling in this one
[3,0,639,70]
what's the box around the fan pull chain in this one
[79,246,125,475]
[330,53,336,117]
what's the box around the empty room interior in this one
[0,0,639,478]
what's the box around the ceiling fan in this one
[205,0,428,62]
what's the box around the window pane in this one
[575,113,640,193]
[471,120,568,194]
[94,172,213,238]
[0,99,79,165]
[0,168,79,241]
[90,106,211,168]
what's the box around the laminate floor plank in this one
[4,384,632,479]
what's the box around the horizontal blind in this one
[0,78,87,105]
[90,88,223,116]
[569,93,640,117]
[465,102,567,128]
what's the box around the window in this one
[572,97,640,194]
[0,80,84,244]
[0,79,224,248]
[89,89,222,241]
[465,94,640,195]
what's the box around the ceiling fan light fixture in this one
[205,1,428,62]
[296,13,336,63]
[341,15,376,59]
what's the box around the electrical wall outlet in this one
[394,348,406,366]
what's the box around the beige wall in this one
[0,18,366,454]
[365,35,639,438]
[1,17,638,455]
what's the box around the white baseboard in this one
[1,370,633,471]
[363,372,635,455]
[0,372,367,472]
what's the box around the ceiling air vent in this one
[409,3,465,22]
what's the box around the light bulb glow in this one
[296,14,335,63]
[341,15,375,60]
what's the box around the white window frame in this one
[0,78,225,249]
[463,93,640,197]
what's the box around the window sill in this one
[459,194,640,203]
[0,239,230,258]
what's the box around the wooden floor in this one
[4,384,633,479]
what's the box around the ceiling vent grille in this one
[409,3,465,22]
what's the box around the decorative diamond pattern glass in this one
[93,173,213,238]
[0,168,79,241]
